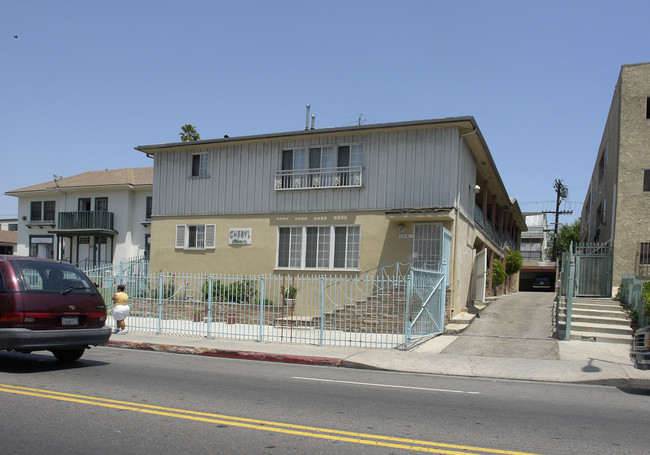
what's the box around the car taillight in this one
[0,312,24,324]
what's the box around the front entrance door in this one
[412,223,442,271]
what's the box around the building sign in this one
[399,234,414,239]
[229,228,252,245]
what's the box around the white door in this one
[472,248,487,302]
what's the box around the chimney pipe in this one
[305,104,311,130]
[311,114,316,130]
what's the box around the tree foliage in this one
[492,259,506,288]
[505,250,523,276]
[547,219,581,259]
[179,124,200,142]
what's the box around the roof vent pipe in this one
[311,114,316,130]
[305,104,311,130]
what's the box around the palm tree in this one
[179,124,200,142]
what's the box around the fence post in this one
[157,273,163,334]
[319,276,325,346]
[206,274,213,339]
[404,270,413,346]
[564,243,575,341]
[259,276,265,342]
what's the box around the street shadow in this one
[582,358,601,373]
[0,351,108,373]
[617,386,650,395]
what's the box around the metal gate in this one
[406,268,446,340]
[574,243,612,297]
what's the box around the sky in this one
[2,0,649,227]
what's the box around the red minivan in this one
[0,255,111,361]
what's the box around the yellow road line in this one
[0,384,541,455]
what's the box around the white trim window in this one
[277,225,360,270]
[279,143,363,189]
[191,153,208,177]
[175,224,216,250]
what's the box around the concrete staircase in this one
[558,297,633,344]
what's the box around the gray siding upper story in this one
[147,123,478,218]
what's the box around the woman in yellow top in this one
[111,284,130,334]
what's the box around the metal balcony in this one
[275,166,363,190]
[57,211,114,230]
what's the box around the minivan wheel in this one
[51,348,86,362]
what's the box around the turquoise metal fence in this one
[83,260,445,349]
[620,275,648,328]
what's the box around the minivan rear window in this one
[12,260,92,293]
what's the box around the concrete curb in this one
[106,340,342,367]
[103,340,650,388]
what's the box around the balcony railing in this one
[57,211,114,230]
[473,203,519,249]
[275,166,363,190]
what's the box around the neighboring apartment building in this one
[136,116,526,318]
[519,212,555,290]
[0,218,18,232]
[521,213,550,262]
[0,218,18,255]
[580,62,650,292]
[5,168,153,267]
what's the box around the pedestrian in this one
[112,284,130,334]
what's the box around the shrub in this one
[505,250,523,276]
[614,281,628,303]
[492,259,506,288]
[150,281,175,300]
[202,279,259,304]
[642,282,650,317]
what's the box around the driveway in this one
[442,292,560,360]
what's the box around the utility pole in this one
[552,179,568,261]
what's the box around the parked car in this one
[532,276,552,290]
[630,325,650,370]
[0,255,111,361]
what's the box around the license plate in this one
[62,317,79,326]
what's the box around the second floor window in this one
[191,153,208,177]
[145,196,153,219]
[644,170,650,192]
[78,198,91,211]
[30,201,42,221]
[30,201,56,222]
[279,144,363,189]
[95,197,108,212]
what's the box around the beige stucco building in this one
[580,62,650,292]
[137,117,525,319]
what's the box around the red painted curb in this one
[105,340,342,367]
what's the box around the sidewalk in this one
[103,292,650,388]
[104,330,649,388]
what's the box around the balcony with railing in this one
[474,203,519,250]
[275,166,363,190]
[57,211,115,231]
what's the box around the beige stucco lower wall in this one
[150,211,413,276]
[149,210,477,318]
[450,211,478,319]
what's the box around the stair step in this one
[558,308,629,318]
[566,330,633,345]
[559,314,631,326]
[560,321,633,336]
[559,302,625,311]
